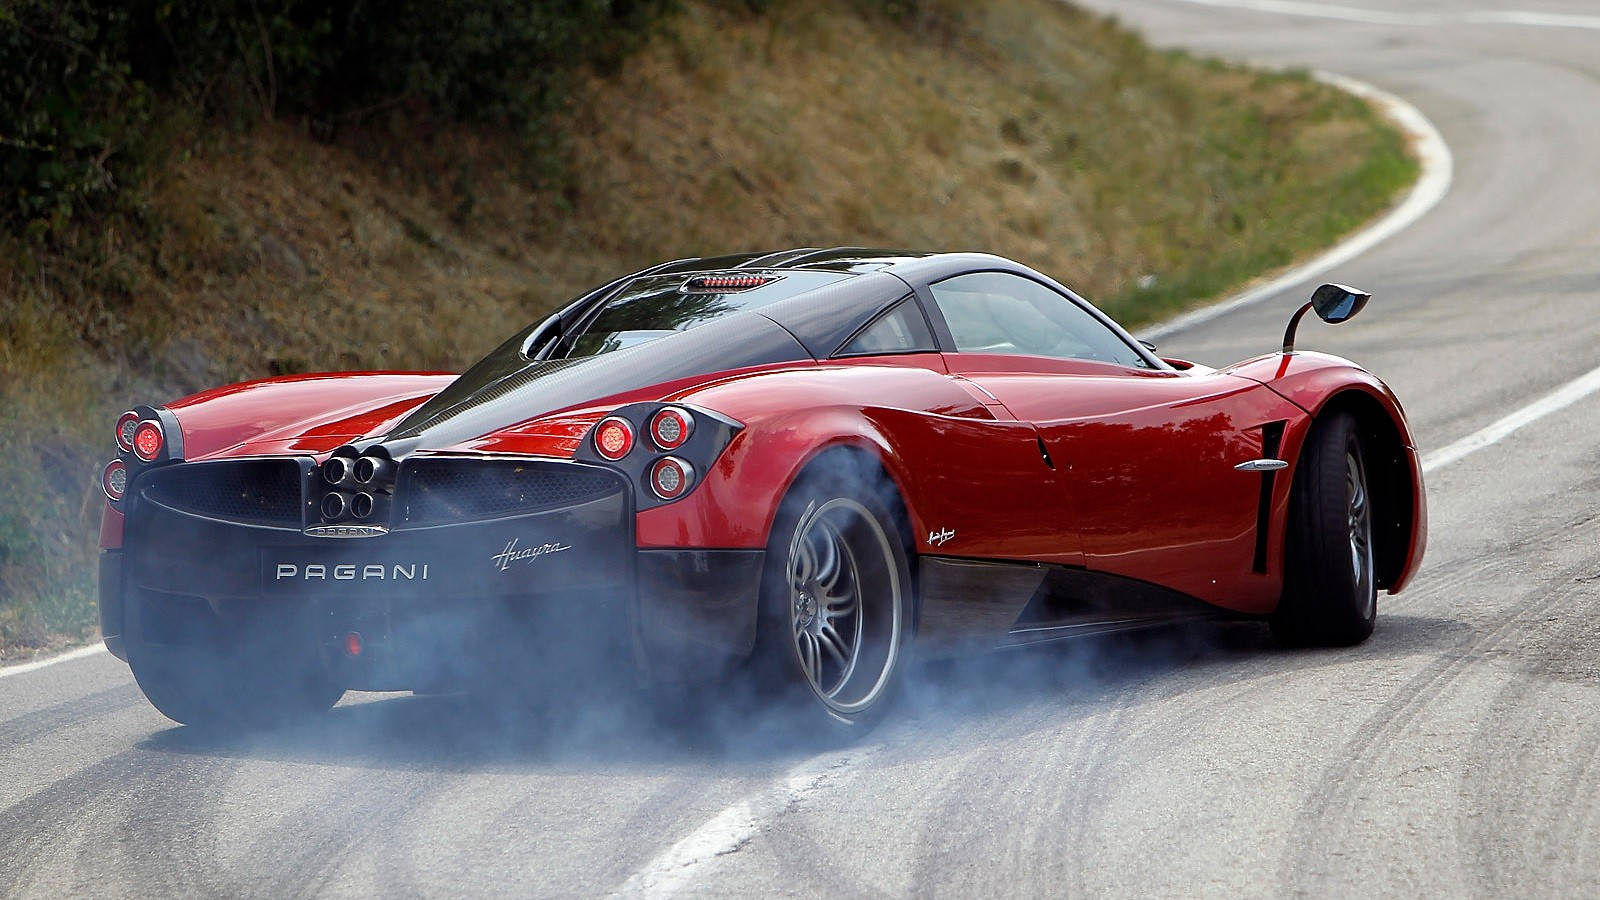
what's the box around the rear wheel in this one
[1272,411,1377,646]
[756,460,914,730]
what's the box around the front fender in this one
[1221,351,1419,447]
[1224,351,1426,595]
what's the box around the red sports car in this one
[96,249,1426,728]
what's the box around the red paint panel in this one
[1066,383,1303,610]
[455,407,610,458]
[867,407,1077,562]
[428,361,828,457]
[1222,352,1413,432]
[635,359,1076,561]
[674,357,994,424]
[165,372,455,460]
[100,505,125,550]
[947,353,1307,611]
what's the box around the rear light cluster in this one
[584,404,737,507]
[115,412,140,453]
[594,417,635,461]
[132,421,165,461]
[648,406,692,451]
[648,457,693,501]
[103,409,175,503]
[101,460,129,502]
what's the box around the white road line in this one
[613,744,882,897]
[1421,365,1600,474]
[1139,71,1453,343]
[0,643,107,679]
[1165,0,1600,31]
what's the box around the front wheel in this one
[756,462,914,730]
[1272,411,1378,646]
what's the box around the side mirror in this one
[1311,282,1370,324]
[1283,283,1372,353]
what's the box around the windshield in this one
[567,270,852,357]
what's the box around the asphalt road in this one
[6,1,1600,896]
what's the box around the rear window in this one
[567,270,852,357]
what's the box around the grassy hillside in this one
[0,0,1417,656]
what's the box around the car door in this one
[923,270,1304,611]
[829,295,1082,568]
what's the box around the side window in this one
[929,272,1149,368]
[835,297,936,357]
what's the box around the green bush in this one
[1,1,152,236]
[0,0,676,236]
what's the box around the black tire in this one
[1272,411,1378,647]
[753,455,915,731]
[127,597,342,729]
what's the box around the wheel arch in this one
[780,440,919,555]
[1304,388,1419,592]
[633,403,934,552]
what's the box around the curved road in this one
[6,1,1600,895]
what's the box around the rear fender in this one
[163,372,455,460]
[633,407,927,550]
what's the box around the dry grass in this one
[0,0,1415,655]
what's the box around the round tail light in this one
[649,456,695,501]
[594,417,636,460]
[115,411,140,452]
[649,407,694,451]
[132,420,165,462]
[102,459,128,501]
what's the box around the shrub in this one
[0,0,676,236]
[0,1,152,236]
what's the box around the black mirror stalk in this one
[1283,283,1372,353]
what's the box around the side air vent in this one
[396,459,624,526]
[1252,421,1288,573]
[138,459,304,528]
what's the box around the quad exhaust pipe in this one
[319,489,384,522]
[354,456,393,485]
[320,449,394,523]
[321,491,352,520]
[323,455,357,488]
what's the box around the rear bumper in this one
[102,457,763,690]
